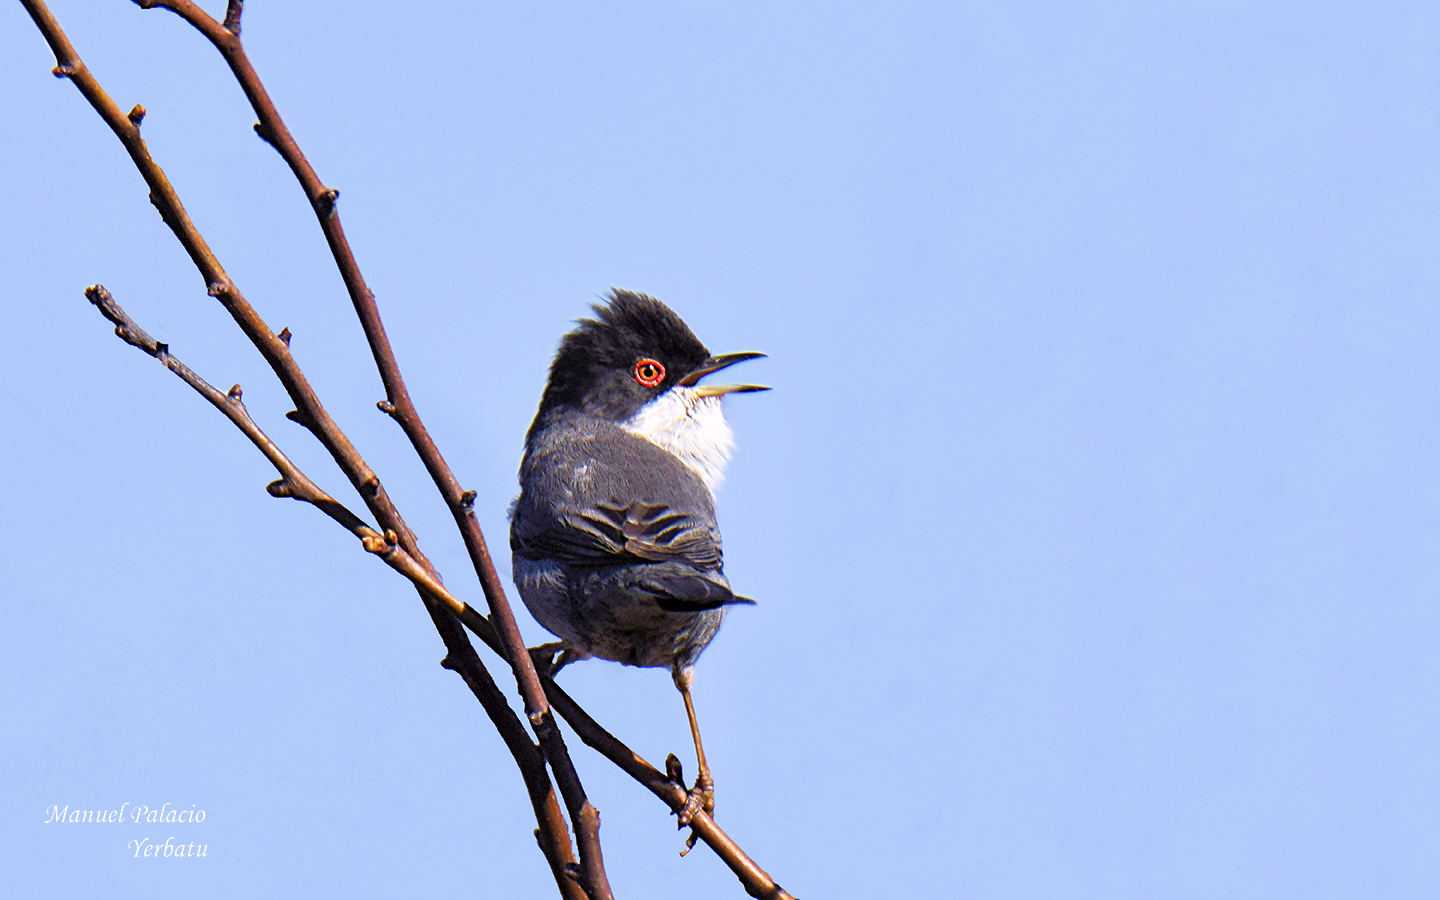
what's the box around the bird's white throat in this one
[621,386,734,492]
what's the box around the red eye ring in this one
[632,358,666,387]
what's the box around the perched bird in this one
[510,289,766,831]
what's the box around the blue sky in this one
[3,1,1439,897]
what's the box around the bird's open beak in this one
[679,351,770,396]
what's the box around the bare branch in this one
[85,283,368,530]
[542,679,796,900]
[134,1,616,893]
[24,0,421,567]
[20,0,586,891]
[82,284,587,900]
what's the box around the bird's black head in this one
[534,290,713,427]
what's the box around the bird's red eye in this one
[633,358,666,387]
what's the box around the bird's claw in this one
[666,753,714,855]
[681,773,714,823]
[527,642,567,678]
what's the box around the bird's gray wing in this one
[512,502,753,612]
[512,422,755,611]
[514,500,716,569]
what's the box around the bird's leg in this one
[681,682,715,817]
[670,666,713,853]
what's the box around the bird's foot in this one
[666,754,714,855]
[528,642,584,678]
[527,643,563,677]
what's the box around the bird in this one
[510,289,766,838]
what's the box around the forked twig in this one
[21,0,587,893]
[84,284,588,900]
[541,678,795,900]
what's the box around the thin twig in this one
[83,284,588,900]
[221,0,242,36]
[85,285,368,533]
[19,2,586,894]
[29,0,418,564]
[135,1,614,893]
[541,679,796,900]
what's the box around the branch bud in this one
[376,400,396,415]
[277,327,291,347]
[253,122,274,146]
[266,479,292,498]
[315,188,339,218]
[51,64,77,79]
[460,490,477,511]
[227,384,243,401]
[127,104,146,126]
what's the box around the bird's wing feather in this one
[511,423,755,610]
[639,567,756,612]
[514,500,724,571]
